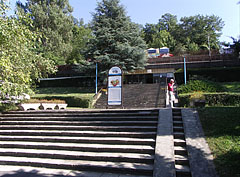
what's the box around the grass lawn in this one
[221,82,240,93]
[34,87,95,98]
[33,87,95,108]
[198,107,240,177]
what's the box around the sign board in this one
[108,66,122,106]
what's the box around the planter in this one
[18,103,41,111]
[41,103,57,110]
[56,103,68,110]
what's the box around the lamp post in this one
[208,34,211,57]
[184,56,187,85]
[238,1,240,37]
[95,62,98,94]
[88,58,98,95]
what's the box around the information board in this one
[108,66,122,106]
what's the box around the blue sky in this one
[8,0,240,43]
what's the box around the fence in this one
[147,54,237,64]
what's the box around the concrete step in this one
[173,126,184,132]
[173,132,185,140]
[0,141,155,154]
[0,125,157,132]
[0,156,154,176]
[174,146,188,156]
[0,116,158,122]
[174,139,187,147]
[0,130,157,138]
[0,165,151,177]
[173,112,181,117]
[173,121,183,126]
[95,84,166,109]
[175,164,192,177]
[0,148,154,164]
[0,120,158,126]
[0,109,158,176]
[173,116,182,121]
[172,108,182,112]
[175,155,189,165]
[0,136,156,145]
[1,111,159,117]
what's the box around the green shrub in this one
[178,94,190,107]
[178,80,225,94]
[0,103,18,112]
[205,93,240,106]
[32,96,93,108]
[178,93,240,107]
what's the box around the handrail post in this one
[184,56,187,85]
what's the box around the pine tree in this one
[17,0,74,64]
[87,0,147,77]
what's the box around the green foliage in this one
[17,0,74,64]
[198,107,240,177]
[178,93,240,107]
[87,0,147,78]
[36,87,95,95]
[221,82,240,93]
[149,30,176,50]
[142,13,224,55]
[33,95,93,108]
[230,37,240,57]
[179,14,224,50]
[178,80,225,94]
[0,103,18,112]
[66,19,93,64]
[205,93,240,106]
[189,91,205,100]
[0,2,56,99]
[173,43,186,56]
[34,87,95,108]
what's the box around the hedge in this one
[32,96,93,108]
[178,93,240,107]
[177,80,225,94]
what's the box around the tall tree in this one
[150,30,176,51]
[0,2,56,99]
[87,0,147,78]
[230,37,240,57]
[179,14,224,50]
[17,0,74,64]
[142,13,224,55]
[66,19,93,64]
[157,13,178,34]
[142,23,159,46]
[143,13,178,50]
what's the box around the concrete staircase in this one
[0,109,159,176]
[95,84,166,109]
[172,109,192,177]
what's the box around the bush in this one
[0,103,18,112]
[178,79,225,94]
[32,96,93,108]
[205,93,240,106]
[178,93,240,107]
